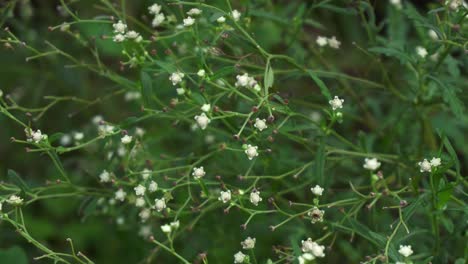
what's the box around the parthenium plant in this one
[0,0,467,263]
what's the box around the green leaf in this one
[140,71,153,107]
[153,60,177,73]
[8,169,30,193]
[436,185,453,209]
[307,70,331,100]
[190,92,205,105]
[315,137,325,185]
[211,66,235,80]
[0,246,28,264]
[264,63,274,89]
[368,47,412,64]
[440,134,461,182]
[428,75,465,119]
[49,132,65,144]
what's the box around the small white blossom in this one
[126,30,140,40]
[311,185,324,196]
[201,104,211,112]
[135,197,145,207]
[99,170,111,183]
[398,245,413,257]
[27,129,47,143]
[113,34,125,42]
[245,144,259,160]
[231,10,241,21]
[363,158,381,171]
[299,253,315,264]
[139,209,151,222]
[235,73,256,88]
[254,118,267,131]
[176,88,185,95]
[148,181,158,192]
[234,251,246,263]
[148,4,162,15]
[134,185,146,196]
[329,96,344,110]
[301,238,325,258]
[183,16,195,27]
[161,224,172,233]
[170,220,180,230]
[7,195,23,205]
[73,132,84,141]
[121,135,132,144]
[187,8,202,16]
[418,159,432,173]
[141,169,152,180]
[152,13,166,27]
[316,36,328,47]
[154,198,166,212]
[416,46,428,58]
[390,0,402,9]
[92,115,103,125]
[307,207,325,224]
[115,189,127,201]
[241,237,256,249]
[113,20,127,33]
[194,113,211,130]
[169,72,185,86]
[428,29,438,40]
[192,166,206,180]
[249,190,262,206]
[217,16,226,23]
[218,190,232,203]
[430,157,441,167]
[328,36,341,49]
[197,69,206,77]
[60,134,72,146]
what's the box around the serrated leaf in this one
[427,75,465,118]
[307,70,331,100]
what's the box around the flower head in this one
[307,207,325,224]
[418,159,432,173]
[201,104,211,112]
[430,157,441,167]
[197,69,206,77]
[99,170,111,183]
[148,4,162,15]
[328,36,341,49]
[254,118,268,131]
[121,135,132,144]
[194,113,211,130]
[148,181,158,192]
[7,195,23,205]
[231,10,241,21]
[134,185,146,196]
[398,245,413,257]
[311,185,324,196]
[316,36,328,46]
[245,145,259,160]
[241,237,256,249]
[135,197,145,207]
[141,169,152,180]
[113,20,127,33]
[161,224,172,233]
[169,72,185,86]
[363,158,381,171]
[192,166,206,179]
[217,16,226,23]
[416,46,428,58]
[152,13,166,27]
[115,189,127,201]
[234,251,246,263]
[301,238,325,258]
[154,198,166,212]
[329,96,344,110]
[218,190,232,203]
[183,16,195,27]
[187,8,202,16]
[249,190,262,206]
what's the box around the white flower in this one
[316,36,328,47]
[231,10,241,21]
[241,237,256,249]
[176,88,186,96]
[170,220,180,230]
[92,115,103,125]
[301,238,325,258]
[192,166,206,180]
[154,198,166,212]
[249,190,262,206]
[430,157,441,167]
[161,224,172,233]
[197,69,206,77]
[113,34,125,42]
[448,0,464,10]
[141,169,152,180]
[418,159,432,173]
[254,118,267,131]
[416,46,428,58]
[234,251,246,263]
[115,189,127,201]
[187,8,202,16]
[99,124,115,135]
[60,134,71,146]
[201,104,211,112]
[27,129,46,143]
[398,245,413,257]
[148,181,158,192]
[183,16,195,27]
[169,72,185,86]
[245,145,259,160]
[363,158,381,171]
[217,16,226,23]
[390,0,402,9]
[428,29,438,40]
[311,185,324,196]
[139,209,151,221]
[329,96,344,110]
[73,132,84,141]
[7,195,23,205]
[235,73,256,88]
[99,170,111,183]
[134,185,146,196]
[121,135,132,144]
[307,207,325,224]
[148,4,162,15]
[194,113,211,130]
[328,36,341,49]
[218,190,232,203]
[113,20,127,33]
[135,197,145,207]
[152,13,166,27]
